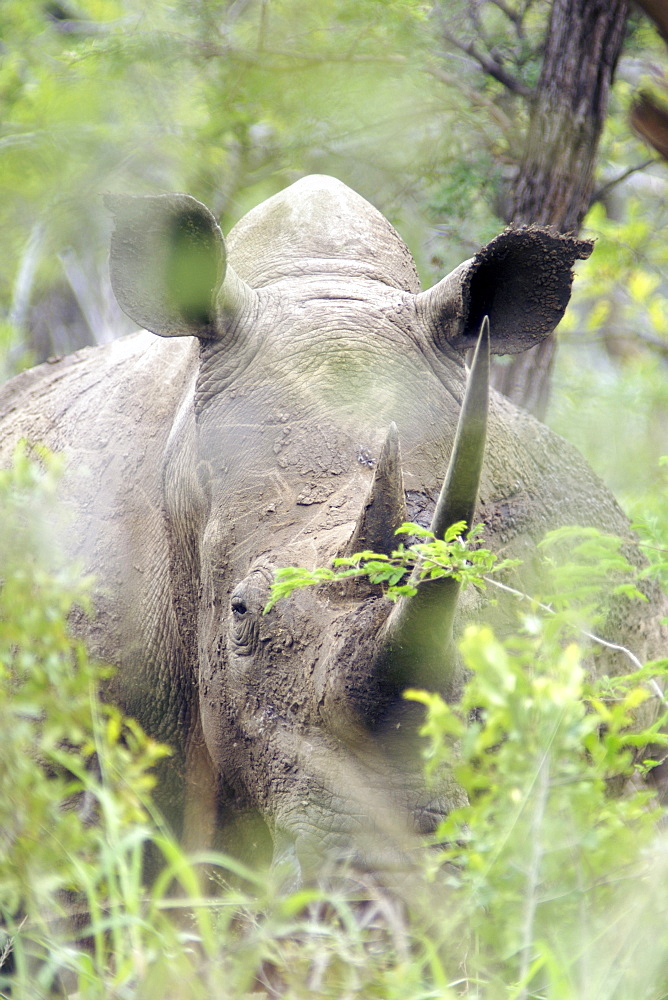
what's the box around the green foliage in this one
[266,519,648,651]
[0,445,292,996]
[1,0,566,366]
[551,172,668,516]
[535,525,648,634]
[0,444,171,992]
[265,520,517,612]
[264,518,668,995]
[407,620,668,999]
[0,0,442,327]
[560,197,668,368]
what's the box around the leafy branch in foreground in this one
[265,521,517,612]
[405,621,668,1000]
[536,525,648,619]
[0,444,172,994]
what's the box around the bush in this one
[411,621,668,999]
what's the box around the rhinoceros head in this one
[105,176,590,880]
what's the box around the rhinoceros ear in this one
[104,193,256,340]
[416,227,593,355]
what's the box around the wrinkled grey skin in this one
[0,176,664,882]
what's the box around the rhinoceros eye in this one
[229,587,259,657]
[230,566,273,617]
[231,597,248,617]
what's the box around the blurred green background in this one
[1,0,667,515]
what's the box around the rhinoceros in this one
[0,175,663,880]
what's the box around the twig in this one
[590,159,658,204]
[488,0,525,36]
[638,541,668,556]
[600,329,668,359]
[425,62,515,135]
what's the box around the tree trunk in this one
[491,0,629,419]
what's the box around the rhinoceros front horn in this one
[345,422,406,557]
[105,193,258,341]
[374,317,490,699]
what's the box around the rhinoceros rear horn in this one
[416,227,593,355]
[345,422,406,557]
[104,193,257,341]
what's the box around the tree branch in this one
[591,158,658,204]
[488,0,526,38]
[441,28,532,97]
[599,329,668,359]
[425,62,515,135]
